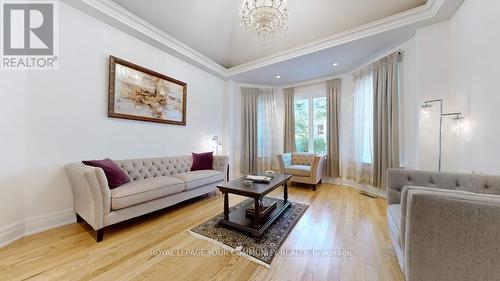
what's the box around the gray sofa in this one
[66,155,228,241]
[387,169,500,281]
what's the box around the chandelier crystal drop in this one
[240,0,289,42]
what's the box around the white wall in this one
[449,0,500,174]
[0,72,27,235]
[411,0,500,173]
[0,2,226,245]
[414,21,456,171]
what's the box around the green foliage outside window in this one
[313,97,327,154]
[294,99,309,152]
[294,97,327,154]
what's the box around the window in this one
[294,99,309,153]
[317,124,324,135]
[294,96,327,154]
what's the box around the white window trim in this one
[295,95,327,153]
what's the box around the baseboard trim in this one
[0,209,75,248]
[0,221,25,248]
[323,177,387,198]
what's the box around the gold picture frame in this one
[108,56,187,126]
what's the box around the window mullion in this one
[308,97,314,153]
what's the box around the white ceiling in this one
[64,0,464,86]
[112,0,427,68]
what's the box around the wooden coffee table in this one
[217,174,292,240]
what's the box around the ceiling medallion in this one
[240,0,289,43]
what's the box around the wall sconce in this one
[421,99,464,171]
[450,114,465,133]
[420,103,432,122]
[212,136,222,155]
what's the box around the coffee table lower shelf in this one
[218,197,290,240]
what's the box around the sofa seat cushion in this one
[387,204,402,246]
[285,165,311,177]
[111,177,185,210]
[171,170,224,190]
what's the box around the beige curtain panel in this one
[283,87,296,153]
[326,79,341,178]
[256,89,279,172]
[372,52,401,189]
[240,88,259,174]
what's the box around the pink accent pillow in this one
[191,152,214,171]
[82,158,130,189]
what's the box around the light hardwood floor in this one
[0,184,403,281]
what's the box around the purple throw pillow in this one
[82,158,130,189]
[191,152,214,171]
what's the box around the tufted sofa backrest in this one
[116,156,192,181]
[115,156,227,182]
[386,169,500,205]
[292,153,315,166]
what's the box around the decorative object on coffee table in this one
[245,174,272,183]
[217,174,292,241]
[108,56,187,125]
[189,198,308,268]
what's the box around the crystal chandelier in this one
[240,0,289,42]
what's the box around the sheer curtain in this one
[342,66,374,184]
[257,90,279,171]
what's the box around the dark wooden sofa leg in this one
[313,184,317,191]
[96,229,104,242]
[76,213,84,223]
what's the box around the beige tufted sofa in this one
[277,153,326,191]
[65,155,228,241]
[386,169,500,281]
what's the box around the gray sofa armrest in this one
[213,156,228,180]
[65,163,111,230]
[404,189,500,281]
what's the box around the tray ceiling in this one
[112,0,427,68]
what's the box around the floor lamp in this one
[421,99,464,172]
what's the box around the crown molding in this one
[66,0,446,79]
[71,0,227,77]
[227,0,444,76]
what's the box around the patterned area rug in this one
[188,198,308,268]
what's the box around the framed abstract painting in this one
[108,56,187,125]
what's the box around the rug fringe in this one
[187,230,271,269]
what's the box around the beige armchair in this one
[277,153,326,191]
